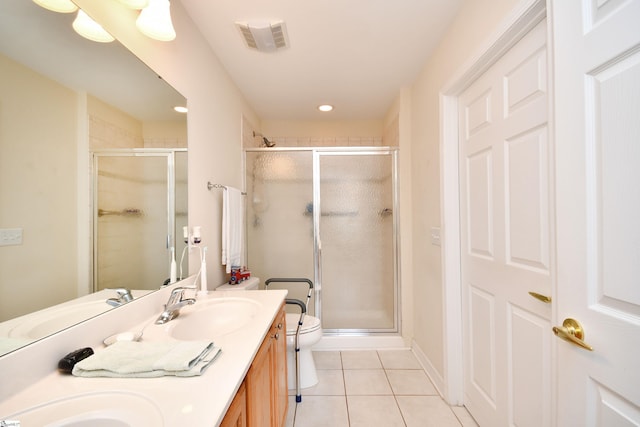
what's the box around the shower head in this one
[262,137,276,147]
[252,131,276,147]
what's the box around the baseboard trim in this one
[313,335,407,351]
[411,339,446,401]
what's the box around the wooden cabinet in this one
[272,306,288,427]
[220,382,246,427]
[221,303,288,427]
[246,327,273,426]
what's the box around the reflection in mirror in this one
[0,0,187,356]
[93,150,188,292]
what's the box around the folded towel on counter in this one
[71,340,221,378]
[221,186,243,274]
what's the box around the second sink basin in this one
[8,301,113,340]
[167,297,262,340]
[4,391,164,426]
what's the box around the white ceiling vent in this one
[236,21,289,52]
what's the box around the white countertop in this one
[0,289,287,427]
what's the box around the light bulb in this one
[32,0,78,13]
[72,10,115,43]
[136,0,176,42]
[116,0,150,9]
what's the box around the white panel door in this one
[552,0,640,424]
[459,19,551,427]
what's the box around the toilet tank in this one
[215,276,259,291]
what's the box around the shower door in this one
[245,148,398,334]
[245,150,317,313]
[92,150,187,292]
[315,150,398,333]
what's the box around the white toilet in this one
[284,309,322,390]
[217,277,323,391]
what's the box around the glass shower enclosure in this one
[245,147,399,334]
[92,149,187,292]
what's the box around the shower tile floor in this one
[286,350,478,427]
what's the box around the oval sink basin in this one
[8,301,113,340]
[4,391,164,426]
[168,297,262,340]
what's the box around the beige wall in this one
[88,95,144,149]
[408,0,521,383]
[0,54,78,320]
[384,88,414,345]
[73,0,259,288]
[143,120,187,148]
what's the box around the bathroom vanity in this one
[222,304,288,427]
[0,280,288,427]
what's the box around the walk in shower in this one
[92,149,188,292]
[245,147,399,334]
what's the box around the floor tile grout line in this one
[341,351,352,427]
[380,350,410,427]
[291,350,473,427]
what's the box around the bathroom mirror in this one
[0,0,187,356]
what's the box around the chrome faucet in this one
[106,288,134,307]
[155,287,196,324]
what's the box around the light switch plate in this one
[0,228,23,246]
[430,227,441,246]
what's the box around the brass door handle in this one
[552,318,593,351]
[529,291,552,303]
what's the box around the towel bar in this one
[206,182,246,195]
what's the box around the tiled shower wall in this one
[89,115,143,150]
[257,136,384,147]
[242,116,399,149]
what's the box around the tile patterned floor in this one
[286,350,478,427]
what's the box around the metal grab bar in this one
[285,298,306,402]
[266,278,315,403]
[265,278,314,313]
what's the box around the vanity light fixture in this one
[136,0,176,42]
[32,0,78,13]
[318,104,334,112]
[72,10,115,43]
[33,0,176,43]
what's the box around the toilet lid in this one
[285,313,321,335]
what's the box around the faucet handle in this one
[114,288,134,302]
[105,288,134,306]
[166,286,191,307]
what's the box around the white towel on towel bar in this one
[222,186,243,273]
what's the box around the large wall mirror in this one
[0,0,187,356]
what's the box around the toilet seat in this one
[285,313,321,335]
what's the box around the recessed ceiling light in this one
[174,106,188,113]
[318,104,333,112]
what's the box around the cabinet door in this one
[220,382,247,427]
[272,308,288,427]
[246,329,273,427]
